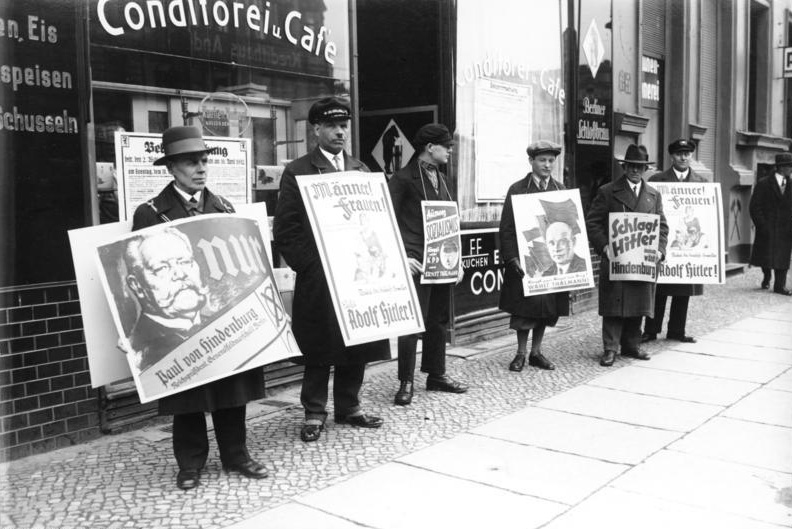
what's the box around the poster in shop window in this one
[421,201,462,284]
[608,212,662,282]
[511,190,594,296]
[652,182,725,284]
[114,131,252,221]
[296,171,424,346]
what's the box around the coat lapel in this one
[613,176,638,211]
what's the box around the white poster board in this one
[608,212,662,282]
[421,201,462,284]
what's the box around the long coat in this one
[273,147,390,366]
[749,174,792,270]
[585,175,669,318]
[131,182,266,416]
[648,168,705,297]
[498,175,570,322]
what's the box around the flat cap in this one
[776,152,792,166]
[413,123,454,148]
[668,139,696,154]
[308,97,352,124]
[526,140,562,157]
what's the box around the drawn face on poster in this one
[440,239,460,270]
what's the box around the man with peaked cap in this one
[642,139,706,344]
[388,123,468,406]
[585,144,668,367]
[274,97,389,442]
[749,152,792,295]
[129,126,268,490]
[498,140,569,373]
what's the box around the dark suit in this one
[131,182,265,471]
[644,168,706,338]
[127,314,189,372]
[749,174,792,292]
[542,253,587,276]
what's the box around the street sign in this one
[783,47,792,78]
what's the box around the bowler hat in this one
[526,140,562,157]
[776,152,792,166]
[616,144,652,165]
[153,126,211,166]
[308,97,352,124]
[413,123,454,148]
[668,139,695,154]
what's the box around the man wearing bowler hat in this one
[388,123,468,406]
[274,97,389,442]
[585,144,668,367]
[642,139,706,344]
[129,126,269,490]
[749,152,792,295]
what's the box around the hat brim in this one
[529,149,561,157]
[153,148,213,166]
[617,157,653,164]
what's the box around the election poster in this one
[421,201,462,284]
[114,131,252,221]
[296,171,424,346]
[512,189,594,296]
[608,212,662,282]
[652,182,725,284]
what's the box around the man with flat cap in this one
[585,144,668,367]
[642,139,705,344]
[498,140,569,373]
[388,123,468,406]
[130,126,268,490]
[749,152,792,295]
[274,97,388,442]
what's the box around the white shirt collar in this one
[776,172,786,187]
[630,180,641,194]
[532,174,550,189]
[173,185,201,204]
[673,168,689,181]
[320,147,344,170]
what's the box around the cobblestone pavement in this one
[1,268,789,529]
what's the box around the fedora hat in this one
[616,144,652,165]
[775,152,792,166]
[153,126,211,166]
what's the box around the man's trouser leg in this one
[602,317,623,352]
[620,317,643,353]
[300,365,331,423]
[667,296,690,337]
[212,406,247,467]
[173,412,209,470]
[420,284,450,376]
[644,294,668,335]
[333,363,366,417]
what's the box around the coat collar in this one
[308,147,366,173]
[147,182,232,219]
[523,173,562,193]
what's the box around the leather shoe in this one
[300,423,323,442]
[774,288,792,296]
[600,350,617,367]
[528,351,556,370]
[334,413,384,428]
[426,374,468,393]
[176,469,200,490]
[394,381,414,406]
[223,459,269,479]
[641,333,657,343]
[667,334,696,343]
[621,349,650,360]
[508,353,526,372]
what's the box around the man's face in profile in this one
[128,232,207,320]
[545,222,575,267]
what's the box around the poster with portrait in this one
[296,171,424,346]
[76,212,298,403]
[608,212,662,282]
[511,190,594,296]
[421,201,462,284]
[652,182,725,284]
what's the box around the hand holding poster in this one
[296,171,424,346]
[421,201,462,284]
[512,189,594,296]
[608,212,661,282]
[652,182,725,284]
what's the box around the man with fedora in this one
[642,139,706,344]
[498,140,570,373]
[585,144,668,367]
[388,123,468,406]
[749,152,792,295]
[274,97,389,441]
[130,126,268,490]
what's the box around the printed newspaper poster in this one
[421,201,462,284]
[608,212,662,282]
[94,214,298,403]
[114,131,252,221]
[652,182,725,284]
[296,171,424,346]
[511,189,594,296]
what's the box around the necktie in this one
[782,179,787,193]
[540,178,547,191]
[332,154,342,171]
[631,184,639,197]
[186,196,199,216]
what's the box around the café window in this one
[88,0,352,223]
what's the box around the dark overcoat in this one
[648,168,705,297]
[272,147,390,366]
[388,158,453,261]
[585,175,669,318]
[498,174,570,322]
[749,174,792,270]
[131,182,266,415]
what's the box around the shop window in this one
[748,0,769,132]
